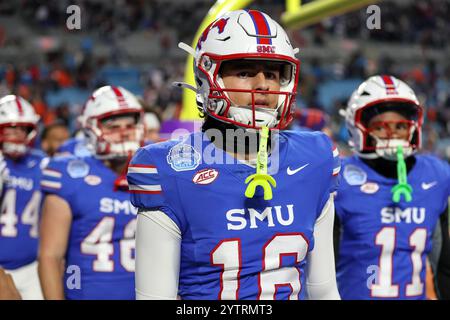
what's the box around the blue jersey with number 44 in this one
[0,150,45,270]
[335,155,450,300]
[128,130,340,300]
[41,155,136,300]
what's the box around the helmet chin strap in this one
[373,137,414,161]
[227,105,278,128]
[95,141,140,160]
[358,136,414,203]
[3,142,28,158]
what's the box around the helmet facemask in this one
[84,111,145,161]
[0,124,37,159]
[196,54,299,131]
[354,102,423,161]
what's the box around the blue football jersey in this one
[41,155,136,300]
[128,130,340,300]
[335,155,450,300]
[0,150,46,270]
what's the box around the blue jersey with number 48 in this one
[0,150,45,270]
[41,155,136,300]
[335,155,450,300]
[128,130,340,300]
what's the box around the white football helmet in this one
[78,86,145,159]
[341,75,423,160]
[177,10,300,130]
[0,95,40,158]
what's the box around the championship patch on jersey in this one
[343,164,367,186]
[67,159,90,178]
[167,143,201,172]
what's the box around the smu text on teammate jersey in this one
[41,154,136,299]
[335,155,450,299]
[0,149,46,270]
[128,130,340,300]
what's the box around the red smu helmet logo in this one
[197,18,229,50]
[257,45,276,54]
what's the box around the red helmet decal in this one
[381,75,398,95]
[111,86,129,109]
[15,97,24,116]
[247,10,272,45]
[197,18,229,50]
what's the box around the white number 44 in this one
[0,189,41,238]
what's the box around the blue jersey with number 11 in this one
[335,155,450,300]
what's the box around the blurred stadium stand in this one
[0,0,448,159]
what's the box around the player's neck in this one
[361,156,416,179]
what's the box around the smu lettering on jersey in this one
[41,154,136,300]
[128,130,340,300]
[335,155,450,300]
[0,150,46,270]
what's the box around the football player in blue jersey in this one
[129,10,341,300]
[38,86,145,299]
[335,75,450,299]
[0,95,45,299]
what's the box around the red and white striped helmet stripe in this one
[111,86,129,109]
[381,75,398,95]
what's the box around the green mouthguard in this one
[245,126,277,201]
[391,145,413,203]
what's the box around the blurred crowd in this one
[0,0,448,160]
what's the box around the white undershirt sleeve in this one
[306,194,341,300]
[135,209,181,300]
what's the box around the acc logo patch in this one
[167,143,201,172]
[193,168,219,185]
[84,175,102,186]
[360,182,379,194]
[343,164,367,186]
[67,159,90,178]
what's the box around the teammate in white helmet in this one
[38,86,144,299]
[335,75,450,299]
[129,10,341,300]
[0,95,45,299]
